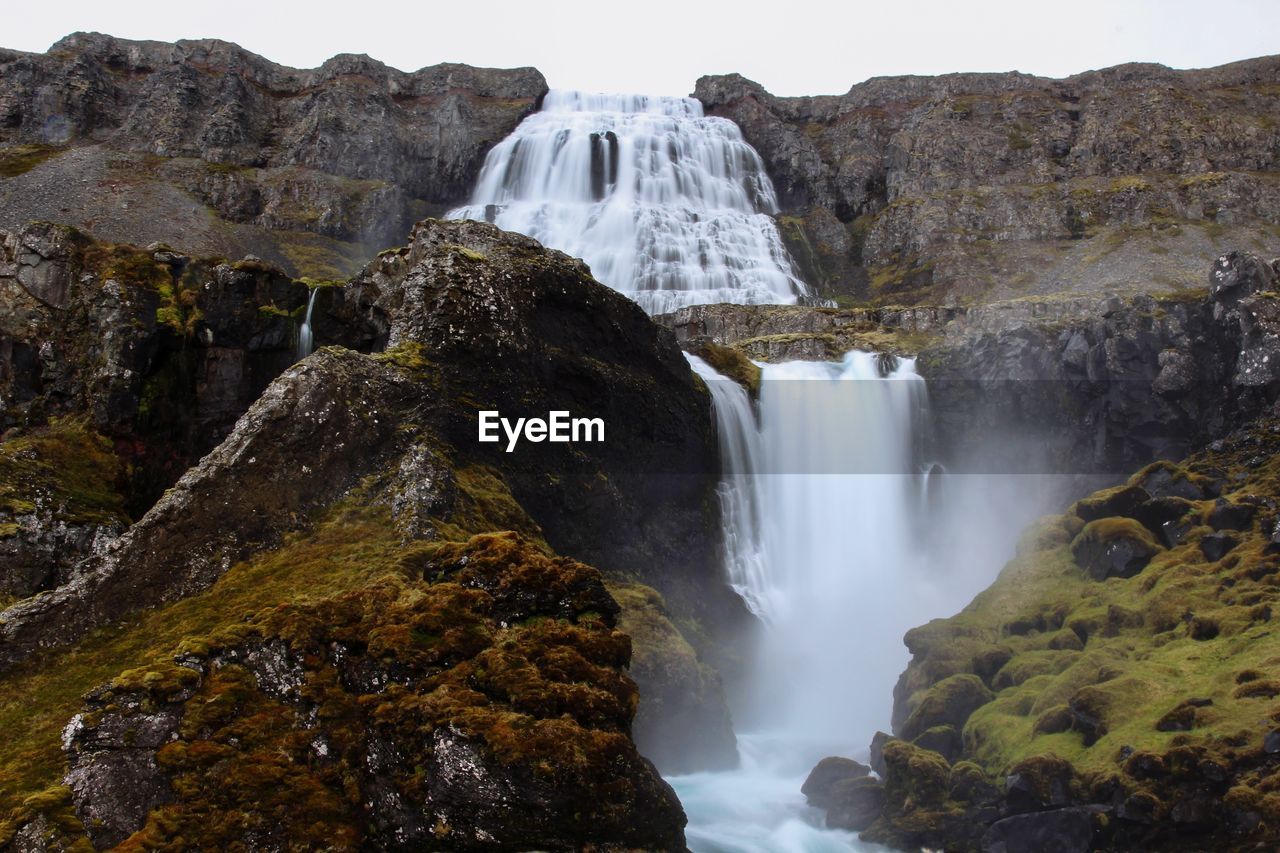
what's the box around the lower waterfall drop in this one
[675,352,927,851]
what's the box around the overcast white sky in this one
[7,0,1279,96]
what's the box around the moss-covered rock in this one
[53,532,685,850]
[899,673,994,742]
[608,582,738,774]
[685,339,762,398]
[1070,516,1163,580]
[880,417,1280,850]
[0,419,128,597]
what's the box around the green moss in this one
[371,341,431,372]
[0,499,410,814]
[0,144,65,178]
[896,422,1280,803]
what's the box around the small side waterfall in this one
[449,90,806,314]
[297,288,319,360]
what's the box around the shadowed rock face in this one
[0,33,546,276]
[695,59,1280,304]
[0,219,732,670]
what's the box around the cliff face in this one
[0,219,738,849]
[695,59,1280,305]
[0,33,546,277]
[657,249,1280,479]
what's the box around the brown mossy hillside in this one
[0,521,686,849]
[884,417,1280,849]
[0,419,126,526]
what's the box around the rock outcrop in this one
[0,219,739,846]
[53,533,686,851]
[0,34,546,277]
[695,59,1280,304]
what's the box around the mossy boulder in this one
[57,534,687,850]
[882,420,1280,849]
[1074,484,1150,522]
[608,582,738,774]
[899,673,994,742]
[1070,516,1163,580]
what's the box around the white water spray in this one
[449,90,806,314]
[297,288,319,360]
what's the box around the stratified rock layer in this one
[696,59,1280,304]
[0,34,546,276]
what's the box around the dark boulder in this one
[981,807,1097,853]
[1208,498,1257,531]
[1200,531,1240,561]
[802,756,872,809]
[1071,517,1162,580]
[824,776,886,831]
[913,725,963,764]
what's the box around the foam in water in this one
[448,90,806,314]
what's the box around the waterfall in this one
[677,353,927,851]
[688,352,928,736]
[448,90,807,314]
[297,288,319,360]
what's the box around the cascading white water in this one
[448,90,806,314]
[297,288,319,360]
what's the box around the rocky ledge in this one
[658,248,1280,477]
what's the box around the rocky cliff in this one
[0,33,545,278]
[0,219,740,849]
[658,248,1280,479]
[695,59,1280,305]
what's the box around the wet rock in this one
[609,582,739,774]
[802,756,871,809]
[869,730,893,777]
[980,807,1096,853]
[824,775,885,831]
